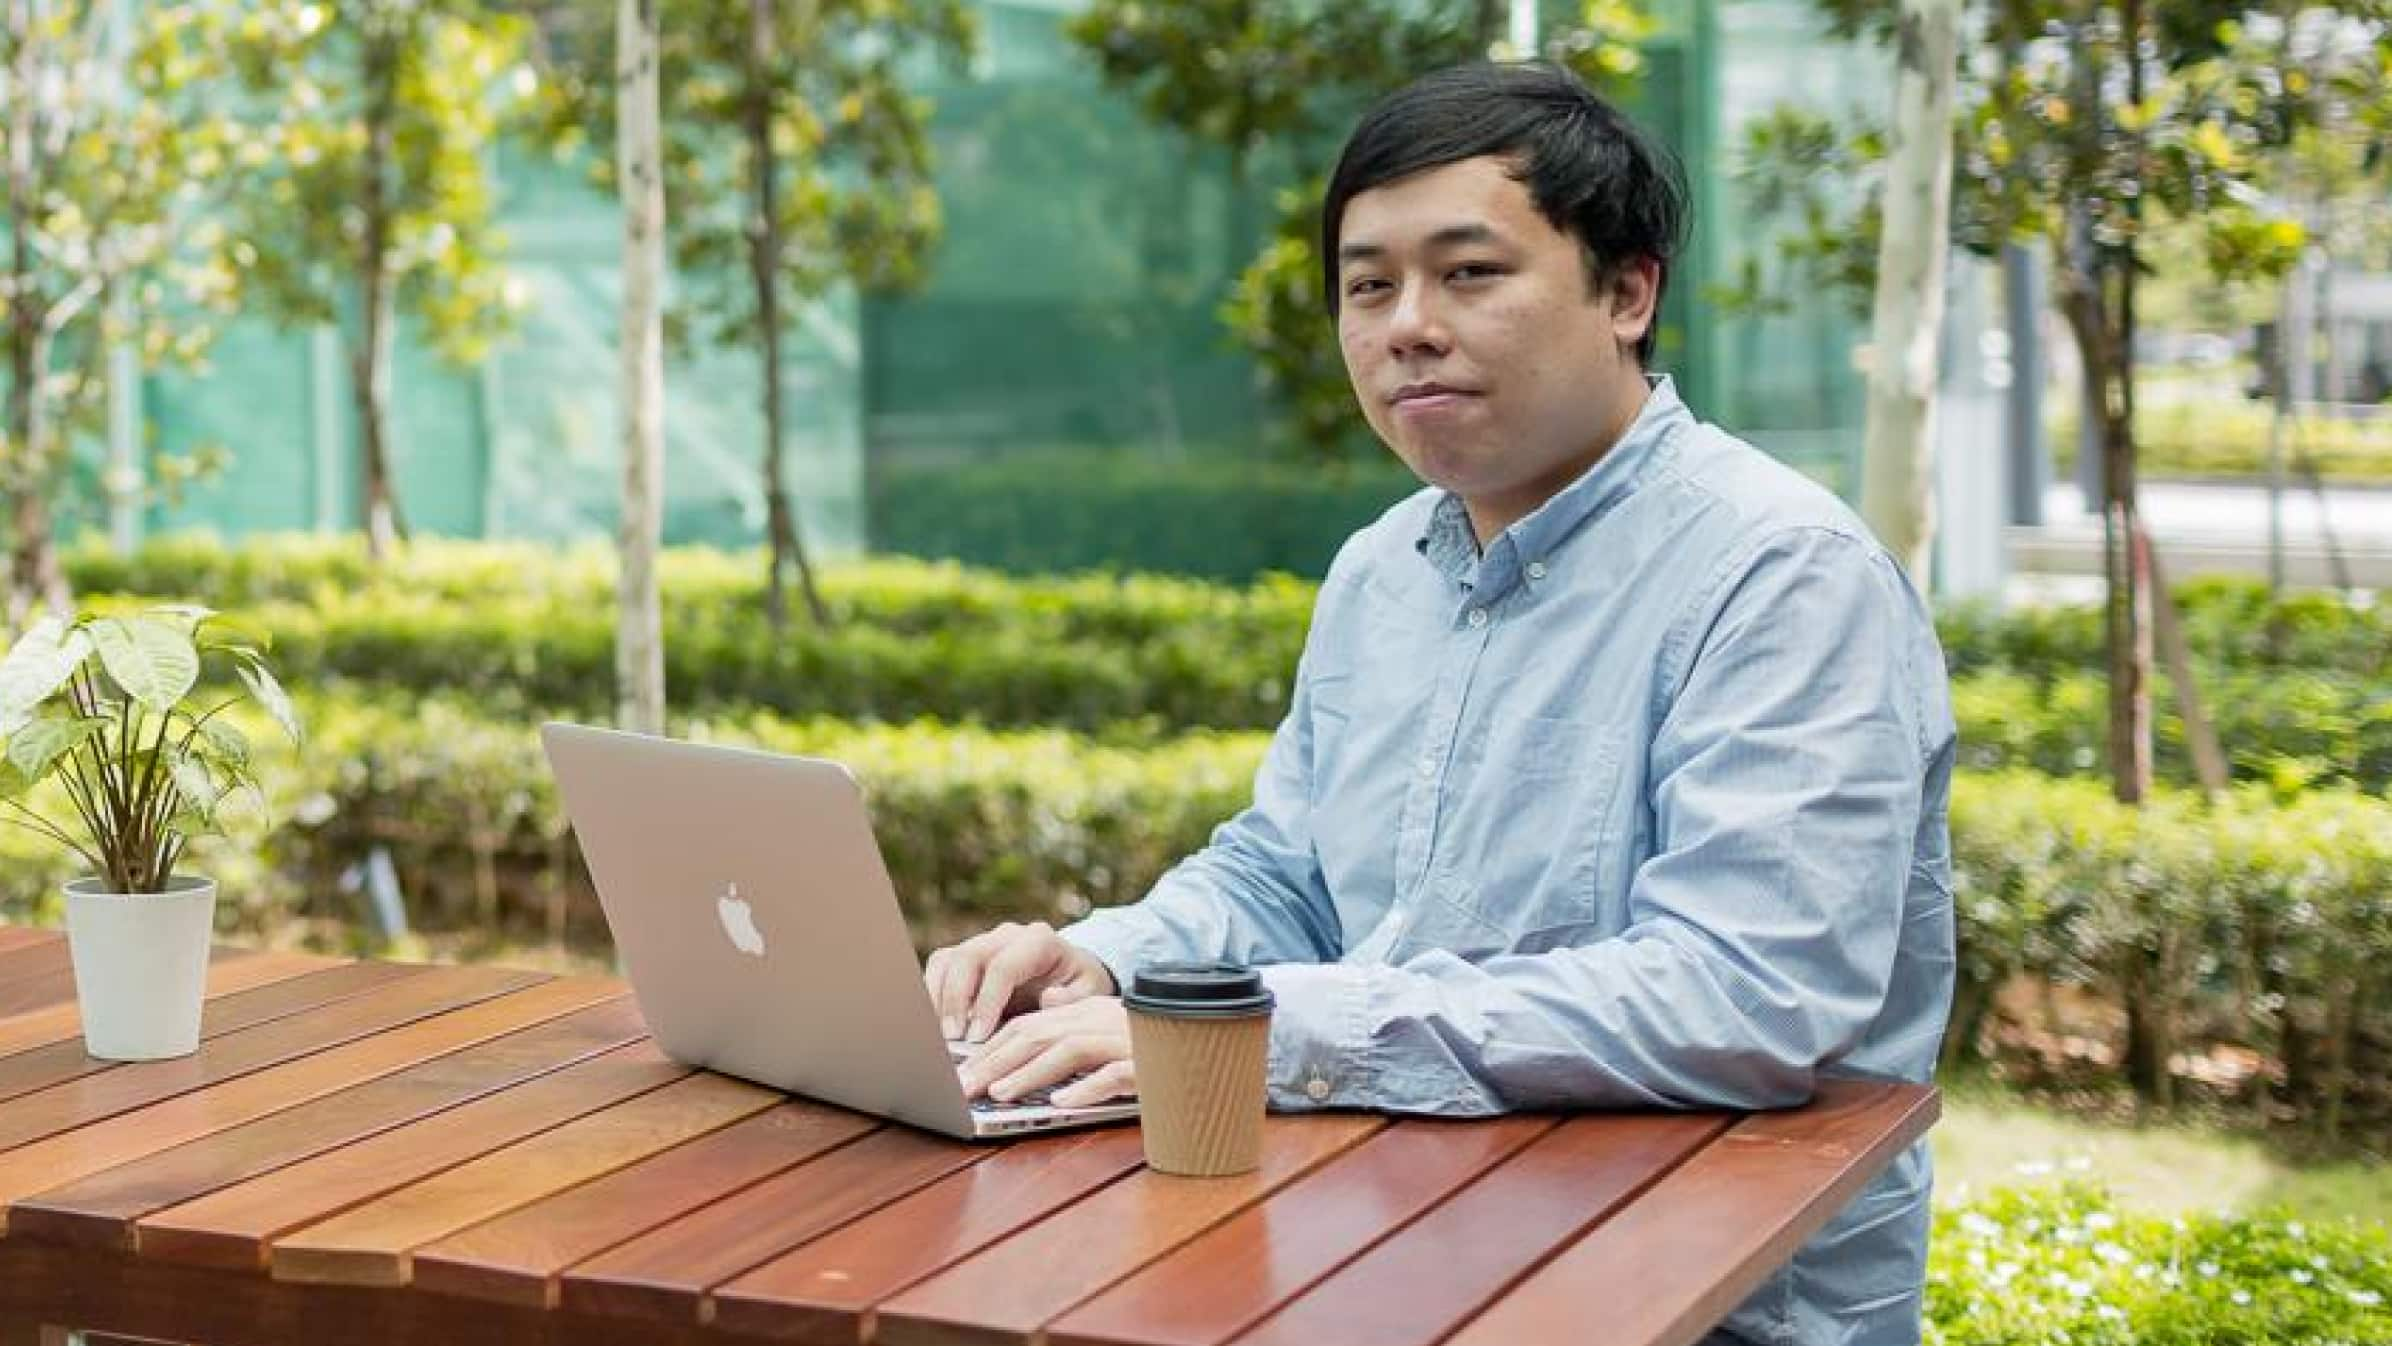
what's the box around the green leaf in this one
[149,603,219,630]
[0,759,31,800]
[88,616,200,714]
[6,713,106,782]
[0,617,94,732]
[169,756,220,826]
[196,717,251,770]
[237,661,302,746]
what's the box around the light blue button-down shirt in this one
[1063,376,1956,1346]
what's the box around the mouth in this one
[1389,383,1481,414]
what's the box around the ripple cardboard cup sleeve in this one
[1124,962,1276,1177]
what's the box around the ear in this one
[1607,257,1662,352]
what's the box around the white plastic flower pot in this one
[61,875,218,1061]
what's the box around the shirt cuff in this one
[1058,909,1172,997]
[1259,962,1371,1111]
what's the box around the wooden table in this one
[0,927,1937,1346]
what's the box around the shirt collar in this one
[1415,374,1691,586]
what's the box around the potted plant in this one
[0,606,301,1060]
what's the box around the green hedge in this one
[64,539,2392,788]
[5,694,2387,1132]
[1928,1184,2392,1344]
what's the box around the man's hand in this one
[922,920,1117,1044]
[956,995,1135,1108]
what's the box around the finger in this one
[958,1014,1053,1097]
[922,949,962,1041]
[1049,1058,1136,1109]
[928,945,983,1042]
[988,1035,1114,1103]
[1039,982,1091,1009]
[967,934,1053,1043]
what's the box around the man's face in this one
[1334,155,1656,534]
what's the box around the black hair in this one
[1320,61,1690,366]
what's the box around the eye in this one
[1344,276,1392,300]
[1449,262,1506,283]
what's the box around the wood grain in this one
[872,1116,1386,1346]
[0,959,418,1107]
[708,1125,1152,1344]
[0,927,56,955]
[267,1068,783,1288]
[134,1039,687,1272]
[8,994,648,1249]
[0,963,529,1154]
[0,975,617,1228]
[558,1124,991,1327]
[412,1098,880,1310]
[1047,1117,1555,1346]
[1441,1083,1940,1346]
[1224,1111,1735,1346]
[0,949,338,1059]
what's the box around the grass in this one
[1934,1072,2392,1229]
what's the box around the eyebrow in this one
[1337,222,1505,265]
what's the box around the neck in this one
[1463,373,1654,547]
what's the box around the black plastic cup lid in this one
[1122,961,1275,1019]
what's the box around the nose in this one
[1384,278,1451,357]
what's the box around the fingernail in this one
[967,1019,988,1043]
[989,1082,1013,1102]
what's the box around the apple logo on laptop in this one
[716,883,767,957]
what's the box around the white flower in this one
[2288,1222,2307,1239]
[2348,1290,2383,1308]
[2199,1262,2221,1278]
[2292,1269,2314,1285]
[2311,1255,2329,1270]
[2056,1226,2085,1245]
[2097,1242,2132,1265]
[2097,1305,2128,1323]
[2084,1212,2116,1231]
[2232,1290,2254,1306]
[1960,1212,2002,1239]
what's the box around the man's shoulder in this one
[1664,420,1878,551]
[1319,483,1444,590]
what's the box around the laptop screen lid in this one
[539,721,978,1138]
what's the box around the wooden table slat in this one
[871,1116,1386,1346]
[708,1125,1152,1344]
[133,1039,689,1273]
[0,963,525,1155]
[0,947,337,1060]
[0,942,83,1020]
[7,994,648,1249]
[1441,1082,1940,1346]
[1223,1111,1736,1346]
[1047,1116,1557,1346]
[0,974,616,1229]
[0,927,56,956]
[557,1124,992,1327]
[266,1067,784,1288]
[412,1098,882,1310]
[0,959,420,1108]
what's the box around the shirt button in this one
[1466,608,1489,628]
[1305,1077,1332,1102]
[1526,561,1549,581]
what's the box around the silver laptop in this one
[540,721,1140,1140]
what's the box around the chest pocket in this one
[1394,715,1630,962]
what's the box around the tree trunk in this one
[354,30,408,562]
[746,0,829,631]
[615,0,667,734]
[2057,261,2152,803]
[1857,0,1961,590]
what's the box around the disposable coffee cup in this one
[1124,961,1276,1177]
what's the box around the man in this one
[923,61,1955,1346]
